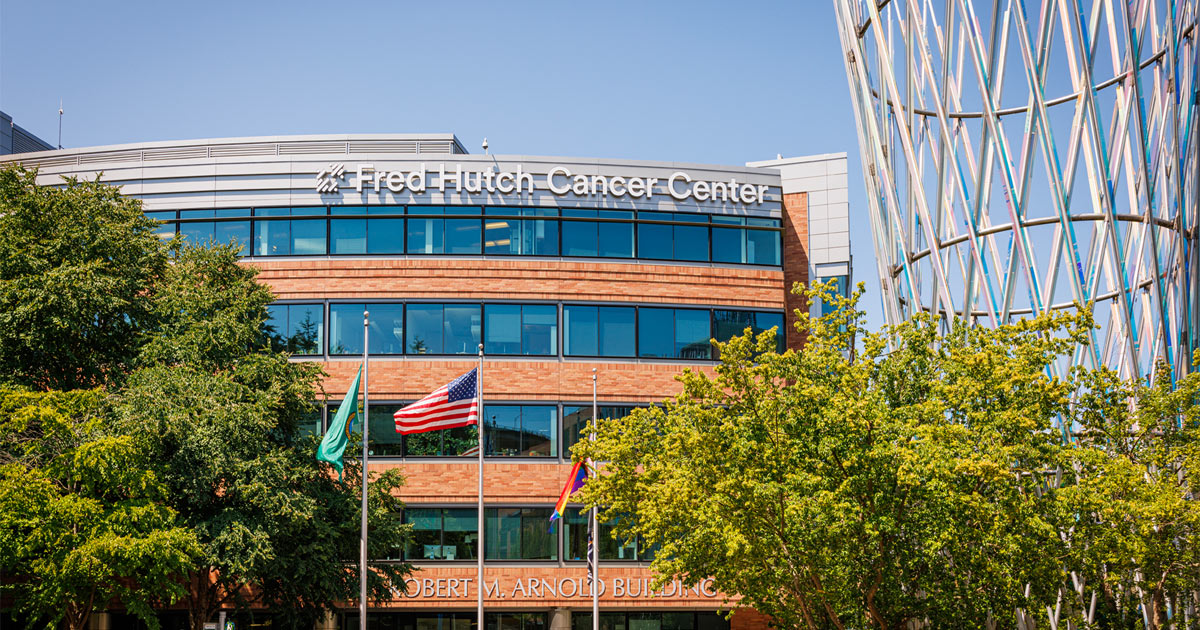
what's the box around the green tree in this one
[0,165,166,391]
[573,284,1079,629]
[0,387,199,630]
[1060,364,1200,630]
[118,242,411,630]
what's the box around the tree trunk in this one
[63,602,90,630]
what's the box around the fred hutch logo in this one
[314,162,770,205]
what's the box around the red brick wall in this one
[252,259,785,310]
[781,193,809,351]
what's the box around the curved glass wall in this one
[155,205,782,267]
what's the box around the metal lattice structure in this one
[833,0,1199,383]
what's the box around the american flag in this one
[394,369,479,435]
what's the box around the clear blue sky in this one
[0,0,883,328]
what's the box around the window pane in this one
[254,219,290,256]
[405,424,478,457]
[215,221,251,255]
[368,304,406,355]
[443,305,481,355]
[445,219,481,254]
[521,406,556,456]
[525,218,558,255]
[367,217,405,254]
[675,309,712,359]
[638,308,674,358]
[597,217,633,258]
[485,508,522,560]
[597,307,635,357]
[485,405,522,456]
[637,222,672,260]
[484,215,519,254]
[331,218,367,254]
[408,218,444,254]
[522,305,557,355]
[329,303,365,355]
[561,216,597,257]
[714,310,785,355]
[711,227,745,263]
[331,205,368,216]
[367,403,403,456]
[520,508,556,559]
[287,304,323,355]
[629,613,661,630]
[564,306,598,356]
[746,224,781,265]
[406,304,443,354]
[697,614,729,630]
[405,508,444,560]
[673,224,709,262]
[265,304,287,351]
[255,207,289,217]
[442,508,478,560]
[146,211,176,241]
[179,221,214,244]
[573,614,626,630]
[291,206,327,217]
[484,305,521,355]
[291,219,326,255]
[562,406,637,454]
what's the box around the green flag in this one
[317,365,362,480]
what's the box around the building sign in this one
[315,163,770,205]
[394,577,719,601]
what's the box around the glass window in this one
[179,210,214,245]
[637,212,673,260]
[675,308,712,359]
[484,304,557,355]
[255,207,290,217]
[405,507,477,561]
[329,304,405,355]
[713,310,786,354]
[445,215,482,254]
[254,219,291,255]
[367,217,405,254]
[710,216,745,264]
[483,208,559,256]
[639,308,711,359]
[486,614,546,630]
[265,303,323,355]
[562,405,639,453]
[817,275,849,317]
[746,218,782,265]
[363,403,403,456]
[331,218,367,254]
[291,219,326,255]
[407,206,445,254]
[406,304,444,354]
[483,405,556,457]
[444,305,481,354]
[215,220,251,255]
[637,308,674,358]
[145,211,176,241]
[291,206,328,216]
[597,210,634,258]
[564,306,635,357]
[404,424,478,457]
[299,408,322,439]
[485,507,556,560]
[673,213,709,262]
[572,614,628,630]
[561,209,597,257]
[565,508,638,561]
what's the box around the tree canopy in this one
[574,283,1200,630]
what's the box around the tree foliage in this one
[574,283,1200,630]
[0,388,199,630]
[0,166,166,391]
[117,242,410,630]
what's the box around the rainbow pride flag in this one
[550,460,588,521]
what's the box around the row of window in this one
[307,403,637,459]
[268,302,786,360]
[148,205,783,266]
[338,612,730,630]
[393,506,650,562]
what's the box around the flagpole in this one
[360,310,370,630]
[591,368,599,630]
[477,343,485,630]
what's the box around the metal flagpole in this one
[477,343,485,630]
[360,310,370,630]
[591,368,598,630]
